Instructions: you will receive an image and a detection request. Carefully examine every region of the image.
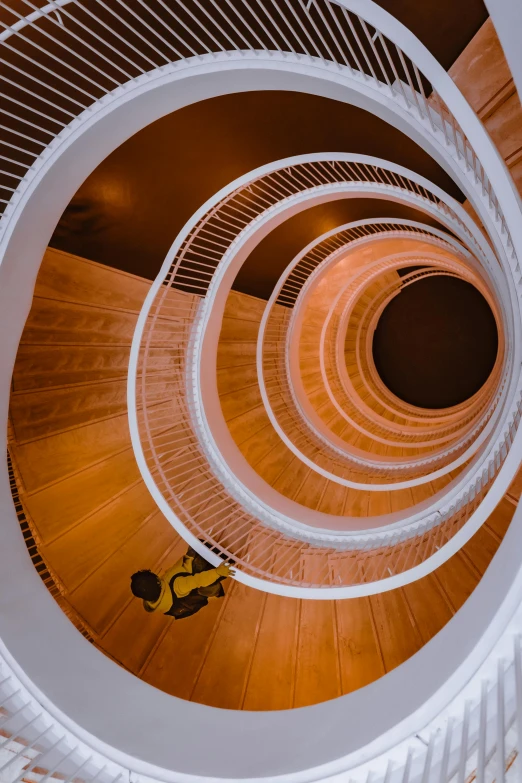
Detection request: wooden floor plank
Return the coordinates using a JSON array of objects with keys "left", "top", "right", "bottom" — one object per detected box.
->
[
  {"left": 190, "top": 580, "right": 266, "bottom": 710},
  {"left": 369, "top": 589, "right": 423, "bottom": 672},
  {"left": 70, "top": 511, "right": 179, "bottom": 635},
  {"left": 433, "top": 551, "right": 479, "bottom": 611},
  {"left": 10, "top": 414, "right": 130, "bottom": 493},
  {"left": 24, "top": 448, "right": 141, "bottom": 543},
  {"left": 402, "top": 575, "right": 453, "bottom": 644},
  {"left": 142, "top": 584, "right": 231, "bottom": 699},
  {"left": 294, "top": 553, "right": 341, "bottom": 708},
  {"left": 45, "top": 482, "right": 157, "bottom": 590},
  {"left": 335, "top": 596, "right": 385, "bottom": 694}
]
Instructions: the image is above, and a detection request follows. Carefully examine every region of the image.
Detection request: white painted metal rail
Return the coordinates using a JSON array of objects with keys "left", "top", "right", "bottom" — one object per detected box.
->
[
  {"left": 0, "top": 0, "right": 516, "bottom": 264},
  {"left": 130, "top": 155, "right": 521, "bottom": 595},
  {"left": 258, "top": 233, "right": 501, "bottom": 489},
  {"left": 2, "top": 562, "right": 522, "bottom": 783},
  {"left": 1, "top": 1, "right": 522, "bottom": 781}
]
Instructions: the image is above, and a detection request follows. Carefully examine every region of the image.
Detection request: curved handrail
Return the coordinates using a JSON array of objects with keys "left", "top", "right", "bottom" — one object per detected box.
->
[
  {"left": 130, "top": 155, "right": 522, "bottom": 595},
  {"left": 294, "top": 248, "right": 505, "bottom": 432},
  {"left": 235, "top": 218, "right": 506, "bottom": 529},
  {"left": 262, "top": 222, "right": 484, "bottom": 438},
  {"left": 278, "top": 220, "right": 495, "bottom": 425},
  {"left": 339, "top": 265, "right": 491, "bottom": 442},
  {"left": 0, "top": 0, "right": 510, "bottom": 599},
  {"left": 241, "top": 166, "right": 507, "bottom": 486},
  {"left": 0, "top": 0, "right": 509, "bottom": 588},
  {"left": 0, "top": 0, "right": 517, "bottom": 265},
  {"left": 329, "top": 260, "right": 502, "bottom": 444},
  {"left": 295, "top": 255, "right": 489, "bottom": 443},
  {"left": 0, "top": 499, "right": 521, "bottom": 783},
  {"left": 260, "top": 254, "right": 494, "bottom": 489},
  {"left": 0, "top": 0, "right": 521, "bottom": 781}
]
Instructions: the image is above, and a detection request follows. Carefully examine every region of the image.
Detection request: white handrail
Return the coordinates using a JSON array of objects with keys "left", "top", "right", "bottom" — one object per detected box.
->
[
  {"left": 0, "top": 1, "right": 521, "bottom": 780},
  {"left": 278, "top": 219, "right": 493, "bottom": 429},
  {"left": 1, "top": 501, "right": 522, "bottom": 783},
  {"left": 329, "top": 258, "right": 501, "bottom": 443},
  {"left": 266, "top": 232, "right": 494, "bottom": 448},
  {"left": 129, "top": 155, "right": 521, "bottom": 595},
  {"left": 185, "top": 156, "right": 510, "bottom": 516},
  {"left": 260, "top": 253, "right": 495, "bottom": 485}
]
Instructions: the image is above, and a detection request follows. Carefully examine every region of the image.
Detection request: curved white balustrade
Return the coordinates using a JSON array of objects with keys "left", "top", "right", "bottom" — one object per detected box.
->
[
  {"left": 286, "top": 230, "right": 508, "bottom": 449},
  {"left": 0, "top": 499, "right": 522, "bottom": 783},
  {"left": 333, "top": 264, "right": 495, "bottom": 437},
  {"left": 129, "top": 154, "right": 522, "bottom": 596},
  {"left": 261, "top": 236, "right": 499, "bottom": 488},
  {"left": 0, "top": 1, "right": 521, "bottom": 782},
  {"left": 263, "top": 256, "right": 495, "bottom": 485},
  {"left": 329, "top": 258, "right": 501, "bottom": 445},
  {"left": 262, "top": 226, "right": 488, "bottom": 450},
  {"left": 272, "top": 219, "right": 494, "bottom": 433}
]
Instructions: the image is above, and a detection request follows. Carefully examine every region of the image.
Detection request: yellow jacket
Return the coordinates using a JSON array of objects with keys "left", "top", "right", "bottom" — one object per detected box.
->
[{"left": 144, "top": 554, "right": 224, "bottom": 614}]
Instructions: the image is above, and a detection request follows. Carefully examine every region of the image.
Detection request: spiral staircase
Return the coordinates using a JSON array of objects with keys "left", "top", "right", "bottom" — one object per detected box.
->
[{"left": 1, "top": 1, "right": 522, "bottom": 781}]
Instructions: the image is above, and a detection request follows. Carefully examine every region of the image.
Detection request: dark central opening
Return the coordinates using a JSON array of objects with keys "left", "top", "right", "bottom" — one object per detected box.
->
[{"left": 371, "top": 275, "right": 498, "bottom": 409}]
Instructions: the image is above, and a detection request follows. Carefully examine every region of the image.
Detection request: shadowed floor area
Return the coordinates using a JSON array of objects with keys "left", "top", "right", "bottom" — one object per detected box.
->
[{"left": 372, "top": 275, "right": 498, "bottom": 409}]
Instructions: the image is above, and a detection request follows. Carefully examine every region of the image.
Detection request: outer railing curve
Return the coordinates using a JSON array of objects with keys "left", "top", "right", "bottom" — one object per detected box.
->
[
  {"left": 129, "top": 154, "right": 522, "bottom": 597},
  {"left": 0, "top": 2, "right": 521, "bottom": 783}
]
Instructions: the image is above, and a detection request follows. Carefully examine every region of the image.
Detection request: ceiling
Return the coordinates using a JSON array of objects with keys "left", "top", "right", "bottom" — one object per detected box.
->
[
  {"left": 374, "top": 0, "right": 488, "bottom": 70},
  {"left": 50, "top": 91, "right": 462, "bottom": 294},
  {"left": 372, "top": 275, "right": 498, "bottom": 408},
  {"left": 46, "top": 2, "right": 491, "bottom": 410},
  {"left": 235, "top": 200, "right": 445, "bottom": 300}
]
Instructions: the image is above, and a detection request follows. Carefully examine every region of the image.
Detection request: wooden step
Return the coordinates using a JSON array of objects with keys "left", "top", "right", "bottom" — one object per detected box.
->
[{"left": 8, "top": 246, "right": 518, "bottom": 713}]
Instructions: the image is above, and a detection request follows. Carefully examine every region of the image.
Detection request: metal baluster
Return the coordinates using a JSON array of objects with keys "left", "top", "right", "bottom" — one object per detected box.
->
[
  {"left": 0, "top": 721, "right": 54, "bottom": 774},
  {"left": 323, "top": 1, "right": 356, "bottom": 72},
  {"left": 254, "top": 0, "right": 297, "bottom": 53},
  {"left": 497, "top": 658, "right": 506, "bottom": 783},
  {"left": 420, "top": 732, "right": 435, "bottom": 783},
  {"left": 88, "top": 0, "right": 168, "bottom": 67},
  {"left": 477, "top": 680, "right": 488, "bottom": 783},
  {"left": 359, "top": 19, "right": 393, "bottom": 90},
  {"left": 206, "top": 0, "right": 255, "bottom": 50},
  {"left": 439, "top": 718, "right": 454, "bottom": 783},
  {"left": 20, "top": 0, "right": 138, "bottom": 79},
  {"left": 0, "top": 2, "right": 117, "bottom": 89},
  {"left": 395, "top": 46, "right": 423, "bottom": 118}
]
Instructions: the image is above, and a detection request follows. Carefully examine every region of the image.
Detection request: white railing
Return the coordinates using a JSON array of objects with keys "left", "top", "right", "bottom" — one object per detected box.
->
[
  {"left": 262, "top": 260, "right": 496, "bottom": 485},
  {"left": 330, "top": 262, "right": 498, "bottom": 438},
  {"left": 272, "top": 218, "right": 495, "bottom": 424},
  {"left": 275, "top": 221, "right": 461, "bottom": 307},
  {"left": 327, "top": 262, "right": 501, "bottom": 444},
  {"left": 0, "top": 651, "right": 125, "bottom": 783},
  {"left": 0, "top": 1, "right": 517, "bottom": 590},
  {"left": 130, "top": 155, "right": 521, "bottom": 595},
  {"left": 0, "top": 634, "right": 517, "bottom": 783},
  {"left": 0, "top": 0, "right": 516, "bottom": 263},
  {"left": 2, "top": 514, "right": 522, "bottom": 783},
  {"left": 273, "top": 261, "right": 469, "bottom": 442},
  {"left": 0, "top": 0, "right": 521, "bottom": 781},
  {"left": 259, "top": 239, "right": 499, "bottom": 489}
]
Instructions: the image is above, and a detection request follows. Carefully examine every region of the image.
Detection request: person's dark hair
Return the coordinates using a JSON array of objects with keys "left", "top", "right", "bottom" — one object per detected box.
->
[{"left": 130, "top": 570, "right": 162, "bottom": 602}]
